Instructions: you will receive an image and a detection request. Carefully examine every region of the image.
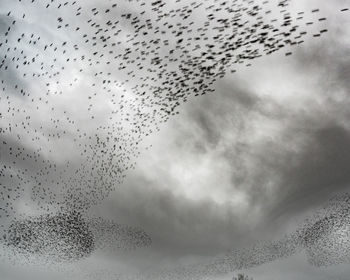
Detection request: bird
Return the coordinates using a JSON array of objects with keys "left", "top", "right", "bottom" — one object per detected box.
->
[{"left": 0, "top": 0, "right": 347, "bottom": 266}]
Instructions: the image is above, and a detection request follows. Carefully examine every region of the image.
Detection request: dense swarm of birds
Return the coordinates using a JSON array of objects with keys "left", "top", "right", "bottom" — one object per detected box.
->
[
  {"left": 3, "top": 211, "right": 95, "bottom": 263},
  {"left": 0, "top": 0, "right": 349, "bottom": 272},
  {"left": 1, "top": 211, "right": 151, "bottom": 264},
  {"left": 296, "top": 193, "right": 350, "bottom": 267}
]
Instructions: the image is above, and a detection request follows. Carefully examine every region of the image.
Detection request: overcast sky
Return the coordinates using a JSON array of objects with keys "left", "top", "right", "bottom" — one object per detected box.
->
[{"left": 1, "top": 0, "right": 350, "bottom": 279}]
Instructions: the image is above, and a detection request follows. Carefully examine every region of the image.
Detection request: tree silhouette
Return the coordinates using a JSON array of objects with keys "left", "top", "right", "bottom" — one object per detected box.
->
[{"left": 232, "top": 273, "right": 254, "bottom": 280}]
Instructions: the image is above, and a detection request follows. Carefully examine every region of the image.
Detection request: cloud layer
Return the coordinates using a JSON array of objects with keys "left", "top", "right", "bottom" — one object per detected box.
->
[{"left": 1, "top": 0, "right": 350, "bottom": 279}]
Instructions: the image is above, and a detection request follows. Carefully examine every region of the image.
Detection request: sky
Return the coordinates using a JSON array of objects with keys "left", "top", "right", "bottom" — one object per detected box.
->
[{"left": 1, "top": 0, "right": 350, "bottom": 279}]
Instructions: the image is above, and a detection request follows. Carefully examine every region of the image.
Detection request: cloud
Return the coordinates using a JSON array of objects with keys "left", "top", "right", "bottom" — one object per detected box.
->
[{"left": 1, "top": 0, "right": 350, "bottom": 279}]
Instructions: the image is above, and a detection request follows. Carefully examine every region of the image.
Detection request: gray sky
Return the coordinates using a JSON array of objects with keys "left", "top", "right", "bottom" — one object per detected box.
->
[{"left": 1, "top": 0, "right": 350, "bottom": 279}]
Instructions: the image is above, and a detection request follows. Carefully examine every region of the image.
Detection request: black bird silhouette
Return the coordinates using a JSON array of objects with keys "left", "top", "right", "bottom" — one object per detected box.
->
[{"left": 0, "top": 0, "right": 348, "bottom": 267}]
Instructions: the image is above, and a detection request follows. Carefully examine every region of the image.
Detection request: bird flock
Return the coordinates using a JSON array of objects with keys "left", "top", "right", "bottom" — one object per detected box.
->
[
  {"left": 0, "top": 0, "right": 349, "bottom": 274},
  {"left": 2, "top": 211, "right": 152, "bottom": 264}
]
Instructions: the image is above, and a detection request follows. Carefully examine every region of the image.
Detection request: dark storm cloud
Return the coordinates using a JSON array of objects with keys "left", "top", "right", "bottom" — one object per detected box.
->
[
  {"left": 185, "top": 79, "right": 260, "bottom": 150},
  {"left": 272, "top": 124, "right": 350, "bottom": 212},
  {"left": 169, "top": 21, "right": 350, "bottom": 220}
]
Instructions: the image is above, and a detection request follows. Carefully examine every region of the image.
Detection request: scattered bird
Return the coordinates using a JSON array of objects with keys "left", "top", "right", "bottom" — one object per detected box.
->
[{"left": 0, "top": 0, "right": 348, "bottom": 268}]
